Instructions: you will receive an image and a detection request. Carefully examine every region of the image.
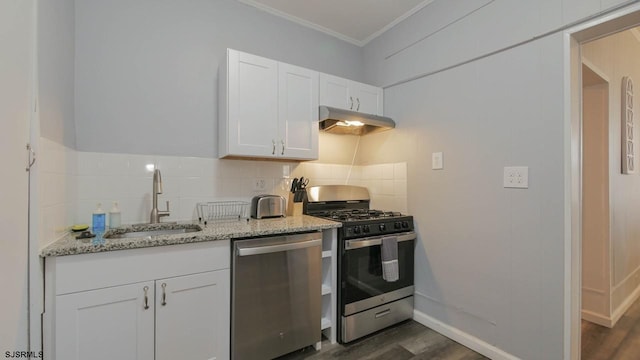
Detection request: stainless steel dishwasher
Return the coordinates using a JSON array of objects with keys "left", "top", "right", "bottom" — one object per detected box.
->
[{"left": 231, "top": 231, "right": 322, "bottom": 360}]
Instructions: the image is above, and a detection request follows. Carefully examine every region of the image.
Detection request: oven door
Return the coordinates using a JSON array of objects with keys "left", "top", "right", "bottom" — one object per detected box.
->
[{"left": 340, "top": 232, "right": 415, "bottom": 316}]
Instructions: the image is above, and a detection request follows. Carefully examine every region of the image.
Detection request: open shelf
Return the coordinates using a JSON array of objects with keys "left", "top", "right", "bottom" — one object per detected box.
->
[
  {"left": 322, "top": 250, "right": 331, "bottom": 258},
  {"left": 321, "top": 317, "right": 332, "bottom": 330},
  {"left": 322, "top": 284, "right": 331, "bottom": 296}
]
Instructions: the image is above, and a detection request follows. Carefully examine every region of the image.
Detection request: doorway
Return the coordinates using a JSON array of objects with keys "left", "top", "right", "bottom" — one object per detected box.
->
[
  {"left": 569, "top": 6, "right": 640, "bottom": 360},
  {"left": 581, "top": 61, "right": 610, "bottom": 329}
]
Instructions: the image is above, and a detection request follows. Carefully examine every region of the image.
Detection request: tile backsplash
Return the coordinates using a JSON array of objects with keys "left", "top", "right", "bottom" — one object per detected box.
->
[
  {"left": 293, "top": 162, "right": 407, "bottom": 213},
  {"left": 38, "top": 137, "right": 408, "bottom": 247}
]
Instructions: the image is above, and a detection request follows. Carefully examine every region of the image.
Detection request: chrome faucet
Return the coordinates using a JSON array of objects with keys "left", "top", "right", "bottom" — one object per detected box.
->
[{"left": 150, "top": 169, "right": 170, "bottom": 223}]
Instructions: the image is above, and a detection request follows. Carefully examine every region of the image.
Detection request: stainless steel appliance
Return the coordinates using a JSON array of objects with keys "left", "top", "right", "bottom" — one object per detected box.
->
[
  {"left": 318, "top": 106, "right": 396, "bottom": 135},
  {"left": 250, "top": 194, "right": 286, "bottom": 219},
  {"left": 305, "top": 185, "right": 416, "bottom": 343},
  {"left": 231, "top": 232, "right": 322, "bottom": 360}
]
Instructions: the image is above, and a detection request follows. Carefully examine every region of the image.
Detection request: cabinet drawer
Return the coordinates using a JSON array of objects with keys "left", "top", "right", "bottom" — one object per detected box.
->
[{"left": 49, "top": 240, "right": 230, "bottom": 295}]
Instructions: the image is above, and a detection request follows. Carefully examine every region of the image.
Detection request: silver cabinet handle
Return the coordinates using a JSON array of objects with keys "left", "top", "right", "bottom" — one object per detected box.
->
[
  {"left": 281, "top": 140, "right": 285, "bottom": 155},
  {"left": 356, "top": 98, "right": 360, "bottom": 111},
  {"left": 237, "top": 238, "right": 321, "bottom": 256},
  {"left": 272, "top": 140, "right": 276, "bottom": 155},
  {"left": 143, "top": 286, "right": 150, "bottom": 310},
  {"left": 349, "top": 96, "right": 354, "bottom": 110},
  {"left": 26, "top": 143, "right": 36, "bottom": 172},
  {"left": 375, "top": 309, "right": 391, "bottom": 318},
  {"left": 161, "top": 283, "right": 167, "bottom": 306}
]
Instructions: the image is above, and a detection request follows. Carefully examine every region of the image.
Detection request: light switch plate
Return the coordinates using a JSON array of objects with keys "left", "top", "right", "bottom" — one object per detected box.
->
[
  {"left": 432, "top": 152, "right": 443, "bottom": 170},
  {"left": 503, "top": 166, "right": 528, "bottom": 188}
]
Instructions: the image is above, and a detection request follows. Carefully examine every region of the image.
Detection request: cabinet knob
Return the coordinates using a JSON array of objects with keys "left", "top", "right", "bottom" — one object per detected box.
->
[
  {"left": 281, "top": 140, "right": 285, "bottom": 155},
  {"left": 272, "top": 140, "right": 276, "bottom": 155},
  {"left": 349, "top": 96, "right": 354, "bottom": 110},
  {"left": 356, "top": 98, "right": 360, "bottom": 111}
]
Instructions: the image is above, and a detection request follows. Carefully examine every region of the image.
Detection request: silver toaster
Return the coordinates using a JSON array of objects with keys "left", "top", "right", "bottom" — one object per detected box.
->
[{"left": 250, "top": 195, "right": 286, "bottom": 219}]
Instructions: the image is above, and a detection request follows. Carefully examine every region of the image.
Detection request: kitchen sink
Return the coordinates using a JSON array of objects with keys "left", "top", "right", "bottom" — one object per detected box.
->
[{"left": 103, "top": 224, "right": 202, "bottom": 239}]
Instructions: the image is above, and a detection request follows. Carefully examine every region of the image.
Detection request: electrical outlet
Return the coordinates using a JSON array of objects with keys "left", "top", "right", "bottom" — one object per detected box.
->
[
  {"left": 503, "top": 166, "right": 528, "bottom": 188},
  {"left": 253, "top": 178, "right": 267, "bottom": 191},
  {"left": 432, "top": 152, "right": 443, "bottom": 170}
]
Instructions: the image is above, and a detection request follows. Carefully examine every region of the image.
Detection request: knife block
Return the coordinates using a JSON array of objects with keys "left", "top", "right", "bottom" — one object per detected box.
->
[{"left": 287, "top": 193, "right": 304, "bottom": 216}]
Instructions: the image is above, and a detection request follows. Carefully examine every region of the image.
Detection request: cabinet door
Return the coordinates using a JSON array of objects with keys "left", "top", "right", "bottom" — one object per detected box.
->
[
  {"left": 156, "top": 270, "right": 230, "bottom": 360},
  {"left": 227, "top": 49, "right": 279, "bottom": 157},
  {"left": 55, "top": 281, "right": 155, "bottom": 360},
  {"left": 319, "top": 73, "right": 352, "bottom": 110},
  {"left": 278, "top": 63, "right": 319, "bottom": 160},
  {"left": 353, "top": 81, "right": 383, "bottom": 116}
]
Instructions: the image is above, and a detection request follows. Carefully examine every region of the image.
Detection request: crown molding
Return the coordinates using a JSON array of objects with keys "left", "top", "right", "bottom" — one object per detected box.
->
[
  {"left": 362, "top": 0, "right": 435, "bottom": 45},
  {"left": 237, "top": 0, "right": 435, "bottom": 47}
]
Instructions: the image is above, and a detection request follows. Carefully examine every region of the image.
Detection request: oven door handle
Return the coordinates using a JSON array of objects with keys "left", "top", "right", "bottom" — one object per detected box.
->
[{"left": 345, "top": 232, "right": 416, "bottom": 250}]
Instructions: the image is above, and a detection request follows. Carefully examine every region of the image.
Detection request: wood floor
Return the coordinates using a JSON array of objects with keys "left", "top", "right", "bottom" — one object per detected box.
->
[
  {"left": 278, "top": 320, "right": 487, "bottom": 360},
  {"left": 582, "top": 295, "right": 640, "bottom": 360}
]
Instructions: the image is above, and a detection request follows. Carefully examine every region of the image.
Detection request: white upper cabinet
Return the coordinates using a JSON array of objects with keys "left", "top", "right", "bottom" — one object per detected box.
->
[
  {"left": 219, "top": 49, "right": 319, "bottom": 160},
  {"left": 319, "top": 73, "right": 383, "bottom": 116},
  {"left": 278, "top": 63, "right": 319, "bottom": 159},
  {"left": 222, "top": 50, "right": 279, "bottom": 158}
]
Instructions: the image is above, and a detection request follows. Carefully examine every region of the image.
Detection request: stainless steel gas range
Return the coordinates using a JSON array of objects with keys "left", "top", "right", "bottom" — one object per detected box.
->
[{"left": 305, "top": 185, "right": 416, "bottom": 343}]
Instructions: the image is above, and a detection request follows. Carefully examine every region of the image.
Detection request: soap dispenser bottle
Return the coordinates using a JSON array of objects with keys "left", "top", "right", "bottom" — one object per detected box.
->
[
  {"left": 92, "top": 203, "right": 106, "bottom": 233},
  {"left": 109, "top": 201, "right": 121, "bottom": 229}
]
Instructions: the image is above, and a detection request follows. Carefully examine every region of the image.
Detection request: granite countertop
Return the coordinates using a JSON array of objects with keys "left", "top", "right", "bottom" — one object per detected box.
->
[{"left": 40, "top": 215, "right": 341, "bottom": 257}]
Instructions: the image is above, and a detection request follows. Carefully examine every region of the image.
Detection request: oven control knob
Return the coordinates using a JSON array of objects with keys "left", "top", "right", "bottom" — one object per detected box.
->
[
  {"left": 402, "top": 221, "right": 410, "bottom": 229},
  {"left": 379, "top": 224, "right": 386, "bottom": 231},
  {"left": 363, "top": 225, "right": 370, "bottom": 233},
  {"left": 394, "top": 222, "right": 401, "bottom": 230},
  {"left": 353, "top": 226, "right": 361, "bottom": 234}
]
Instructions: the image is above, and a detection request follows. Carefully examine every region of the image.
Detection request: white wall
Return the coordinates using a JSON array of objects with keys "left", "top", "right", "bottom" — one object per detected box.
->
[
  {"left": 0, "top": 0, "right": 33, "bottom": 353},
  {"left": 359, "top": 0, "right": 632, "bottom": 359},
  {"left": 74, "top": 0, "right": 364, "bottom": 157},
  {"left": 38, "top": 0, "right": 75, "bottom": 148},
  {"left": 582, "top": 29, "right": 640, "bottom": 319}
]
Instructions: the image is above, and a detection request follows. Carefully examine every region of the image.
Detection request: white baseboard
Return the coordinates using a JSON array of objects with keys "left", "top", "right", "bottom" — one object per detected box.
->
[
  {"left": 581, "top": 309, "right": 613, "bottom": 328},
  {"left": 413, "top": 309, "right": 520, "bottom": 360},
  {"left": 611, "top": 281, "right": 640, "bottom": 327}
]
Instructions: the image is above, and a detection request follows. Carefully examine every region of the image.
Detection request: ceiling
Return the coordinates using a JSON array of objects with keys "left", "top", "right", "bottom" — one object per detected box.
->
[{"left": 237, "top": 0, "right": 435, "bottom": 46}]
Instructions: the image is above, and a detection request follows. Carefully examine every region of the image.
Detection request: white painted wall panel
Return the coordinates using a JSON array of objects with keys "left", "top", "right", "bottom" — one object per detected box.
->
[
  {"left": 361, "top": 6, "right": 568, "bottom": 356},
  {"left": 38, "top": 0, "right": 76, "bottom": 148},
  {"left": 563, "top": 0, "right": 601, "bottom": 24},
  {"left": 74, "top": 0, "right": 363, "bottom": 157}
]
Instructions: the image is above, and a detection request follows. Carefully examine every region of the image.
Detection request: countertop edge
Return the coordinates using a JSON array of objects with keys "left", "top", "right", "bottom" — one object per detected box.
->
[{"left": 40, "top": 216, "right": 341, "bottom": 258}]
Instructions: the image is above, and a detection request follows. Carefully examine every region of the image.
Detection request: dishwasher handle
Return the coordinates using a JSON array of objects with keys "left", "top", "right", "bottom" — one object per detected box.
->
[{"left": 237, "top": 238, "right": 321, "bottom": 256}]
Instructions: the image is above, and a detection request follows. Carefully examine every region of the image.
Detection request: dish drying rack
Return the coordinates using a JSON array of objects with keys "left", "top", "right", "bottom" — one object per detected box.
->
[{"left": 197, "top": 201, "right": 249, "bottom": 224}]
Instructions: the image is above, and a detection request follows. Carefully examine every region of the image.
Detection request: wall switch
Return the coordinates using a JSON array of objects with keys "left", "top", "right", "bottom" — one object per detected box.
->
[
  {"left": 503, "top": 166, "right": 528, "bottom": 188},
  {"left": 253, "top": 178, "right": 267, "bottom": 191},
  {"left": 432, "top": 152, "right": 444, "bottom": 170}
]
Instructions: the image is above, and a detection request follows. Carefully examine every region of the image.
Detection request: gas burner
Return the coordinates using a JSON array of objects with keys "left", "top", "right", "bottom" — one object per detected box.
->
[{"left": 312, "top": 209, "right": 404, "bottom": 222}]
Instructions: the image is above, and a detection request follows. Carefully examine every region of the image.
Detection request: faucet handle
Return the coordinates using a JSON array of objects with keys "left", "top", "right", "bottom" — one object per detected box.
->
[{"left": 165, "top": 201, "right": 170, "bottom": 211}]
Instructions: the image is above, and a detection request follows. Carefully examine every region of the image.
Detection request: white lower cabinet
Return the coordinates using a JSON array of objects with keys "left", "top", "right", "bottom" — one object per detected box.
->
[
  {"left": 156, "top": 271, "right": 229, "bottom": 360},
  {"left": 56, "top": 281, "right": 155, "bottom": 360},
  {"left": 44, "top": 241, "right": 230, "bottom": 360}
]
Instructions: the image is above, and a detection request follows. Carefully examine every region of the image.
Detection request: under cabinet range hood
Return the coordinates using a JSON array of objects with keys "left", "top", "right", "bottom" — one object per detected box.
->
[{"left": 319, "top": 106, "right": 395, "bottom": 135}]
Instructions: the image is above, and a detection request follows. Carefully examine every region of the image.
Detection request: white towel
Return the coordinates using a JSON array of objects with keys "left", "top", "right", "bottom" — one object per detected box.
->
[
  {"left": 382, "top": 259, "right": 399, "bottom": 282},
  {"left": 381, "top": 236, "right": 399, "bottom": 282}
]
